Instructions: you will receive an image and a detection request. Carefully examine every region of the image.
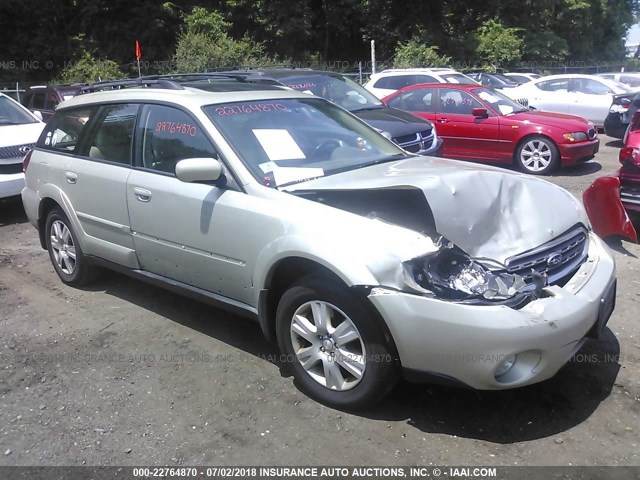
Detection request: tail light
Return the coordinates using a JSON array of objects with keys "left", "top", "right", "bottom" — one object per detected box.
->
[
  {"left": 619, "top": 147, "right": 640, "bottom": 168},
  {"left": 22, "top": 149, "right": 33, "bottom": 172}
]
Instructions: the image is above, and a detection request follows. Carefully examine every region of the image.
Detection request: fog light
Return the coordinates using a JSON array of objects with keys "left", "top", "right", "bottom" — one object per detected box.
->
[{"left": 495, "top": 354, "right": 517, "bottom": 377}]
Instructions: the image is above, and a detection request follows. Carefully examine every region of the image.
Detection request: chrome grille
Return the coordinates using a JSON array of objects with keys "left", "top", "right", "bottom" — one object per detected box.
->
[
  {"left": 393, "top": 129, "right": 434, "bottom": 153},
  {"left": 621, "top": 183, "right": 640, "bottom": 206},
  {"left": 0, "top": 143, "right": 35, "bottom": 161},
  {"left": 502, "top": 226, "right": 589, "bottom": 288}
]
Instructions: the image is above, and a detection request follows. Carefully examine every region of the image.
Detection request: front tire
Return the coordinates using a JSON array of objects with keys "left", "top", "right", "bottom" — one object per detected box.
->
[
  {"left": 45, "top": 207, "right": 95, "bottom": 286},
  {"left": 276, "top": 277, "right": 398, "bottom": 409},
  {"left": 515, "top": 136, "right": 559, "bottom": 175}
]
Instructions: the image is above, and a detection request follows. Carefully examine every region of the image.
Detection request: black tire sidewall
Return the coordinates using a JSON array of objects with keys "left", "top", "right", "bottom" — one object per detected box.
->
[
  {"left": 45, "top": 208, "right": 88, "bottom": 285},
  {"left": 516, "top": 136, "right": 559, "bottom": 175},
  {"left": 276, "top": 277, "right": 397, "bottom": 409}
]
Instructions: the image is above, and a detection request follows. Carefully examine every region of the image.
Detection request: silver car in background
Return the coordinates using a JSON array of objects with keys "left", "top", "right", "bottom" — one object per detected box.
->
[{"left": 21, "top": 78, "right": 616, "bottom": 408}]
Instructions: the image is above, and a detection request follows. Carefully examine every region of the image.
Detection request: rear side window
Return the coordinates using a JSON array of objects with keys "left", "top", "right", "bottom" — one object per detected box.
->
[
  {"left": 374, "top": 75, "right": 437, "bottom": 90},
  {"left": 387, "top": 88, "right": 435, "bottom": 112},
  {"left": 536, "top": 79, "right": 569, "bottom": 92},
  {"left": 39, "top": 108, "right": 96, "bottom": 153},
  {"left": 136, "top": 104, "right": 217, "bottom": 174},
  {"left": 47, "top": 93, "right": 60, "bottom": 110},
  {"left": 31, "top": 92, "right": 46, "bottom": 109},
  {"left": 81, "top": 104, "right": 138, "bottom": 165}
]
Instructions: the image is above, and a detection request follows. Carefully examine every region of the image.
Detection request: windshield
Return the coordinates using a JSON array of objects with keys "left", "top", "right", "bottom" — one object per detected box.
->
[
  {"left": 279, "top": 74, "right": 383, "bottom": 112},
  {"left": 0, "top": 95, "right": 38, "bottom": 125},
  {"left": 472, "top": 87, "right": 528, "bottom": 115},
  {"left": 204, "top": 98, "right": 405, "bottom": 188},
  {"left": 441, "top": 73, "right": 478, "bottom": 85}
]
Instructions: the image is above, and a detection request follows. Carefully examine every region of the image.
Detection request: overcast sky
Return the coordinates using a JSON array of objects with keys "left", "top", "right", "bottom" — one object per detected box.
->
[{"left": 627, "top": 24, "right": 640, "bottom": 45}]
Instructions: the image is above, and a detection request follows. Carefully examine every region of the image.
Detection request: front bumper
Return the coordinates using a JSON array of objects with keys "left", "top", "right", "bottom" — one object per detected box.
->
[
  {"left": 420, "top": 136, "right": 444, "bottom": 157},
  {"left": 558, "top": 138, "right": 600, "bottom": 166},
  {"left": 368, "top": 233, "right": 616, "bottom": 390},
  {"left": 0, "top": 172, "right": 25, "bottom": 199}
]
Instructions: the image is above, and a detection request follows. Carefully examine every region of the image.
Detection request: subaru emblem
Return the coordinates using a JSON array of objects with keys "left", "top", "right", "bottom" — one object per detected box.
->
[
  {"left": 547, "top": 252, "right": 563, "bottom": 268},
  {"left": 19, "top": 145, "right": 31, "bottom": 155}
]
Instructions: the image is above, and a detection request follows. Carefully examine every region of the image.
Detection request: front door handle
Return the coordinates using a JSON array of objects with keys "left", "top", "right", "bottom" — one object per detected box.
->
[
  {"left": 133, "top": 187, "right": 152, "bottom": 203},
  {"left": 437, "top": 118, "right": 449, "bottom": 124},
  {"left": 65, "top": 172, "right": 77, "bottom": 184}
]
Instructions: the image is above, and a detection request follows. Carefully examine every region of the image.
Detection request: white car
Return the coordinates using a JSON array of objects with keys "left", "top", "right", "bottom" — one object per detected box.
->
[
  {"left": 596, "top": 72, "right": 640, "bottom": 91},
  {"left": 504, "top": 72, "right": 541, "bottom": 84},
  {"left": 508, "top": 74, "right": 633, "bottom": 127},
  {"left": 0, "top": 92, "right": 45, "bottom": 199},
  {"left": 364, "top": 68, "right": 478, "bottom": 99}
]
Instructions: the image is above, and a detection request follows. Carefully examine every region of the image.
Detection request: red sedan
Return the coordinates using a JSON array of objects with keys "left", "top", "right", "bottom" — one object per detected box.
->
[{"left": 382, "top": 83, "right": 600, "bottom": 175}]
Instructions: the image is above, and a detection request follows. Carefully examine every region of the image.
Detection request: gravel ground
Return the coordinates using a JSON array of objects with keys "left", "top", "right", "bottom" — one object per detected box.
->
[{"left": 0, "top": 135, "right": 639, "bottom": 467}]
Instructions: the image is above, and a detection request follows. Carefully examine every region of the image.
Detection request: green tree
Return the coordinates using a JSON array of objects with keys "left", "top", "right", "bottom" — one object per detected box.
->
[
  {"left": 393, "top": 39, "right": 452, "bottom": 68},
  {"left": 172, "top": 6, "right": 273, "bottom": 72},
  {"left": 475, "top": 19, "right": 524, "bottom": 68},
  {"left": 58, "top": 50, "right": 124, "bottom": 83}
]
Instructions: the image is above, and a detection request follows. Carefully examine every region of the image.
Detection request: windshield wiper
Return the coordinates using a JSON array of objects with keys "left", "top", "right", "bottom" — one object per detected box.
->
[
  {"left": 350, "top": 105, "right": 385, "bottom": 112},
  {"left": 352, "top": 154, "right": 408, "bottom": 170},
  {"left": 278, "top": 175, "right": 327, "bottom": 188}
]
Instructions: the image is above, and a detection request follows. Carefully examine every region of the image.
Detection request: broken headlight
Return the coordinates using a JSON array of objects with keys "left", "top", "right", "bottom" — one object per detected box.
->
[{"left": 403, "top": 242, "right": 526, "bottom": 301}]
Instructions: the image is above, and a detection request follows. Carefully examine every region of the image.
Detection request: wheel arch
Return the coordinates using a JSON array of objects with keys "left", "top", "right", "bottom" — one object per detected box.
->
[{"left": 257, "top": 256, "right": 400, "bottom": 366}]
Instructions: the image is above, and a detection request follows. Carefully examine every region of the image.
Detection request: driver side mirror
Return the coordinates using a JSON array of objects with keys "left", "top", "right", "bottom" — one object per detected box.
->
[
  {"left": 472, "top": 108, "right": 489, "bottom": 118},
  {"left": 175, "top": 158, "right": 222, "bottom": 183},
  {"left": 33, "top": 110, "right": 43, "bottom": 122}
]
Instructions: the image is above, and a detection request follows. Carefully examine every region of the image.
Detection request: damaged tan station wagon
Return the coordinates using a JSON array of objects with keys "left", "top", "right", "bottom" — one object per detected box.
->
[{"left": 21, "top": 75, "right": 617, "bottom": 409}]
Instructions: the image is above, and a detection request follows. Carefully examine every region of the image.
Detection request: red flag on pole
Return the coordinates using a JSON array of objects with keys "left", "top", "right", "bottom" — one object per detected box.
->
[{"left": 135, "top": 40, "right": 142, "bottom": 60}]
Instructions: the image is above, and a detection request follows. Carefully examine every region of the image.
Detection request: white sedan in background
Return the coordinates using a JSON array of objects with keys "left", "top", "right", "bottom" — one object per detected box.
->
[
  {"left": 508, "top": 74, "right": 633, "bottom": 127},
  {"left": 0, "top": 93, "right": 44, "bottom": 199}
]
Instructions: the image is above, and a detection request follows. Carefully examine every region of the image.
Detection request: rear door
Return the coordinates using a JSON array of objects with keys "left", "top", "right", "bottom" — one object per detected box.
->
[
  {"left": 41, "top": 104, "right": 137, "bottom": 266},
  {"left": 433, "top": 87, "right": 501, "bottom": 161},
  {"left": 527, "top": 78, "right": 570, "bottom": 114}
]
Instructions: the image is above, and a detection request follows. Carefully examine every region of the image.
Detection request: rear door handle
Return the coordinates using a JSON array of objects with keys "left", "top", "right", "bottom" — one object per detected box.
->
[
  {"left": 133, "top": 187, "right": 152, "bottom": 203},
  {"left": 65, "top": 172, "right": 77, "bottom": 184},
  {"left": 437, "top": 118, "right": 449, "bottom": 124}
]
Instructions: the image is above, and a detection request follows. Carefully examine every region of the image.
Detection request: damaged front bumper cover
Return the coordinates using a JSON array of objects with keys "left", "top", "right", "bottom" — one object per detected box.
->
[{"left": 366, "top": 233, "right": 616, "bottom": 390}]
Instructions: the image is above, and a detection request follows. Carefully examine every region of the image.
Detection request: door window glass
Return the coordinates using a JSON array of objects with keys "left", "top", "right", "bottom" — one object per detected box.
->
[
  {"left": 137, "top": 105, "right": 218, "bottom": 174},
  {"left": 439, "top": 88, "right": 483, "bottom": 114},
  {"left": 46, "top": 93, "right": 60, "bottom": 110},
  {"left": 387, "top": 88, "right": 435, "bottom": 112},
  {"left": 536, "top": 79, "right": 569, "bottom": 92},
  {"left": 82, "top": 104, "right": 138, "bottom": 164},
  {"left": 572, "top": 79, "right": 612, "bottom": 95},
  {"left": 31, "top": 92, "right": 46, "bottom": 109}
]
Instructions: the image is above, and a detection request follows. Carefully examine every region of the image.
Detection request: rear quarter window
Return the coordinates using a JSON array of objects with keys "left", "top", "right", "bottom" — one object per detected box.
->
[{"left": 38, "top": 107, "right": 96, "bottom": 154}]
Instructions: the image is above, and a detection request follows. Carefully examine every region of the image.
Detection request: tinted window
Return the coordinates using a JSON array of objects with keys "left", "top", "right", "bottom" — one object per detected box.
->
[
  {"left": 31, "top": 92, "right": 46, "bottom": 109},
  {"left": 375, "top": 75, "right": 437, "bottom": 90},
  {"left": 40, "top": 108, "right": 95, "bottom": 153},
  {"left": 439, "top": 88, "right": 483, "bottom": 115},
  {"left": 137, "top": 104, "right": 217, "bottom": 174},
  {"left": 82, "top": 104, "right": 138, "bottom": 164},
  {"left": 387, "top": 88, "right": 435, "bottom": 112},
  {"left": 47, "top": 93, "right": 60, "bottom": 110},
  {"left": 536, "top": 79, "right": 569, "bottom": 92},
  {"left": 282, "top": 74, "right": 383, "bottom": 111}
]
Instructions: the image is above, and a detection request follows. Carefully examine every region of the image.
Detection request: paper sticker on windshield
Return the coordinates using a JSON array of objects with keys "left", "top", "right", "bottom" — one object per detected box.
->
[
  {"left": 259, "top": 161, "right": 278, "bottom": 173},
  {"left": 253, "top": 129, "right": 306, "bottom": 161},
  {"left": 498, "top": 105, "right": 515, "bottom": 115},
  {"left": 273, "top": 167, "right": 324, "bottom": 186}
]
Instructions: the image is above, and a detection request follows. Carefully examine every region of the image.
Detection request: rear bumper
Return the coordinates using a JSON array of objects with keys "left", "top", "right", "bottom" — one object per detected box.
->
[
  {"left": 604, "top": 113, "right": 627, "bottom": 139},
  {"left": 0, "top": 173, "right": 25, "bottom": 199},
  {"left": 559, "top": 138, "right": 600, "bottom": 165}
]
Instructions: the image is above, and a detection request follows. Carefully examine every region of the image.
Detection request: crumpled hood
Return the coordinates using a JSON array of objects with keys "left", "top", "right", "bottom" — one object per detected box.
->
[{"left": 285, "top": 157, "right": 589, "bottom": 263}]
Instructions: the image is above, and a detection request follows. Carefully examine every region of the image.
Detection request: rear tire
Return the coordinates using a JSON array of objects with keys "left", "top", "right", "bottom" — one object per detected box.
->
[
  {"left": 515, "top": 136, "right": 559, "bottom": 175},
  {"left": 276, "top": 277, "right": 398, "bottom": 409},
  {"left": 45, "top": 207, "right": 95, "bottom": 286}
]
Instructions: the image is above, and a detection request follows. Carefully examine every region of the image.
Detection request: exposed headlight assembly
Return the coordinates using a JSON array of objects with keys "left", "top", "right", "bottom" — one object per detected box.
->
[{"left": 403, "top": 241, "right": 526, "bottom": 301}]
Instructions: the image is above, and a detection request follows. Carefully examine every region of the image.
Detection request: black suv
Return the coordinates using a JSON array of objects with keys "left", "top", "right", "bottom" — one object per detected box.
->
[
  {"left": 222, "top": 68, "right": 443, "bottom": 156},
  {"left": 21, "top": 84, "right": 84, "bottom": 121}
]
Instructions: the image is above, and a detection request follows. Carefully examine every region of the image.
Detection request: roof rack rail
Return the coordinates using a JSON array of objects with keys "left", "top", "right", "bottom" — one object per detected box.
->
[
  {"left": 149, "top": 72, "right": 283, "bottom": 86},
  {"left": 80, "top": 78, "right": 184, "bottom": 94}
]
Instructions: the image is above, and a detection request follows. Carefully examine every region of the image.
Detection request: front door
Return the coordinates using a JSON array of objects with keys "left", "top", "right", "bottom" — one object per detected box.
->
[
  {"left": 126, "top": 104, "right": 256, "bottom": 304},
  {"left": 434, "top": 87, "right": 501, "bottom": 162}
]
